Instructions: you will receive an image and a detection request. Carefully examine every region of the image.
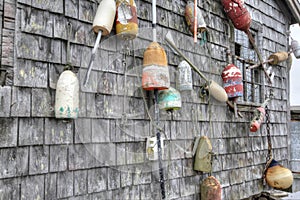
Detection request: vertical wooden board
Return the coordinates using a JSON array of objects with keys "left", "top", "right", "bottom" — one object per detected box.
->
[
  {"left": 31, "top": 88, "right": 54, "bottom": 117},
  {"left": 29, "top": 145, "right": 49, "bottom": 175},
  {"left": 14, "top": 59, "right": 48, "bottom": 88},
  {"left": 65, "top": 0, "right": 79, "bottom": 19},
  {"left": 0, "top": 86, "right": 11, "bottom": 117},
  {"left": 11, "top": 86, "right": 31, "bottom": 117},
  {"left": 79, "top": 0, "right": 96, "bottom": 22},
  {"left": 19, "top": 118, "right": 44, "bottom": 146},
  {"left": 57, "top": 171, "right": 74, "bottom": 198}
]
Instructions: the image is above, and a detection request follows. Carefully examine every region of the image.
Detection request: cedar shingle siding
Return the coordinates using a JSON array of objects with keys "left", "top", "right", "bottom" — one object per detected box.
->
[{"left": 0, "top": 0, "right": 294, "bottom": 199}]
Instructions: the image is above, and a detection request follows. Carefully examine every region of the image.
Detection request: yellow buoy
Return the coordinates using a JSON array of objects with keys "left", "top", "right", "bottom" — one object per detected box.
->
[
  {"left": 265, "top": 159, "right": 293, "bottom": 190},
  {"left": 116, "top": 0, "right": 138, "bottom": 40}
]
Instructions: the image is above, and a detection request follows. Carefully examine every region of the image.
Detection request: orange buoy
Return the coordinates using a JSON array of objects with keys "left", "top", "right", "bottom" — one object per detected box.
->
[
  {"left": 142, "top": 42, "right": 170, "bottom": 90},
  {"left": 116, "top": 0, "right": 138, "bottom": 40},
  {"left": 200, "top": 176, "right": 221, "bottom": 200},
  {"left": 265, "top": 159, "right": 293, "bottom": 190}
]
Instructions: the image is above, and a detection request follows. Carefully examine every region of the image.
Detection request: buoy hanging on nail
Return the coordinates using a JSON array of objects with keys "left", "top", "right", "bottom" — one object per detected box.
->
[
  {"left": 158, "top": 87, "right": 181, "bottom": 111},
  {"left": 291, "top": 39, "right": 300, "bottom": 59},
  {"left": 142, "top": 42, "right": 170, "bottom": 90},
  {"left": 55, "top": 70, "right": 79, "bottom": 119},
  {"left": 200, "top": 176, "right": 222, "bottom": 200},
  {"left": 268, "top": 51, "right": 289, "bottom": 65},
  {"left": 250, "top": 98, "right": 269, "bottom": 132},
  {"left": 84, "top": 0, "right": 116, "bottom": 86},
  {"left": 194, "top": 136, "right": 212, "bottom": 173},
  {"left": 265, "top": 159, "right": 293, "bottom": 190},
  {"left": 221, "top": 64, "right": 243, "bottom": 99},
  {"left": 185, "top": 1, "right": 207, "bottom": 34},
  {"left": 178, "top": 60, "right": 193, "bottom": 91},
  {"left": 93, "top": 0, "right": 116, "bottom": 35},
  {"left": 221, "top": 0, "right": 251, "bottom": 32},
  {"left": 116, "top": 0, "right": 138, "bottom": 40}
]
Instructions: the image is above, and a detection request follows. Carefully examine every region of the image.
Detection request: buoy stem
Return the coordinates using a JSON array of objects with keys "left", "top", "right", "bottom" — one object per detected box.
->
[
  {"left": 84, "top": 31, "right": 102, "bottom": 86},
  {"left": 194, "top": 0, "right": 197, "bottom": 43},
  {"left": 165, "top": 34, "right": 209, "bottom": 82}
]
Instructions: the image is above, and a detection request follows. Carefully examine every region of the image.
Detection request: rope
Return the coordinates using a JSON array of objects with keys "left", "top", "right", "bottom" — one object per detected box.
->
[{"left": 65, "top": 22, "right": 73, "bottom": 71}]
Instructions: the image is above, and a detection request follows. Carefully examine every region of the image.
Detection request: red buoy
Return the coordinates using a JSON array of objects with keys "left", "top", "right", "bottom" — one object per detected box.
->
[
  {"left": 221, "top": 64, "right": 243, "bottom": 99},
  {"left": 200, "top": 176, "right": 222, "bottom": 200},
  {"left": 221, "top": 0, "right": 251, "bottom": 32}
]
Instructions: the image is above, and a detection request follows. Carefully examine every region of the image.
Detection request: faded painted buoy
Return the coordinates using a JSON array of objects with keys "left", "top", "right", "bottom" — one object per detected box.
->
[
  {"left": 178, "top": 60, "right": 193, "bottom": 91},
  {"left": 221, "top": 0, "right": 251, "bottom": 32},
  {"left": 221, "top": 64, "right": 243, "bottom": 99},
  {"left": 291, "top": 40, "right": 300, "bottom": 59},
  {"left": 93, "top": 0, "right": 116, "bottom": 35},
  {"left": 268, "top": 51, "right": 289, "bottom": 65},
  {"left": 184, "top": 1, "right": 207, "bottom": 34},
  {"left": 200, "top": 176, "right": 222, "bottom": 200},
  {"left": 146, "top": 136, "right": 164, "bottom": 161},
  {"left": 266, "top": 159, "right": 293, "bottom": 190},
  {"left": 142, "top": 42, "right": 170, "bottom": 90},
  {"left": 194, "top": 136, "right": 212, "bottom": 172},
  {"left": 158, "top": 87, "right": 181, "bottom": 111},
  {"left": 55, "top": 70, "right": 79, "bottom": 119},
  {"left": 116, "top": 0, "right": 138, "bottom": 40},
  {"left": 207, "top": 80, "right": 228, "bottom": 103},
  {"left": 250, "top": 107, "right": 265, "bottom": 132}
]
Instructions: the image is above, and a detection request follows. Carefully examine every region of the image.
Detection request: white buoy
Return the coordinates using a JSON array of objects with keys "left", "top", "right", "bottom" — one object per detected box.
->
[
  {"left": 84, "top": 0, "right": 116, "bottom": 86},
  {"left": 55, "top": 70, "right": 79, "bottom": 119},
  {"left": 178, "top": 60, "right": 193, "bottom": 91},
  {"left": 93, "top": 0, "right": 116, "bottom": 36}
]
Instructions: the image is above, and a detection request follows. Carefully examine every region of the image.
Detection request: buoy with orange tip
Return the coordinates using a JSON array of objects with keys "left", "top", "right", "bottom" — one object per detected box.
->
[{"left": 142, "top": 42, "right": 170, "bottom": 91}]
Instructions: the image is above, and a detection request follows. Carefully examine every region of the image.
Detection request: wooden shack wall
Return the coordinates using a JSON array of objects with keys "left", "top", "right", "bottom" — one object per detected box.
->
[{"left": 0, "top": 0, "right": 292, "bottom": 199}]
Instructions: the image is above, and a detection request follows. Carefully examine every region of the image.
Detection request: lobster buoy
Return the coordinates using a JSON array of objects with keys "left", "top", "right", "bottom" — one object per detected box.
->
[
  {"left": 93, "top": 0, "right": 116, "bottom": 35},
  {"left": 158, "top": 87, "right": 181, "bottom": 111},
  {"left": 221, "top": 64, "right": 243, "bottom": 99},
  {"left": 194, "top": 136, "right": 212, "bottom": 172},
  {"left": 142, "top": 42, "right": 170, "bottom": 90},
  {"left": 268, "top": 52, "right": 289, "bottom": 65},
  {"left": 116, "top": 0, "right": 138, "bottom": 40},
  {"left": 250, "top": 107, "right": 265, "bottom": 132},
  {"left": 291, "top": 39, "right": 300, "bottom": 59},
  {"left": 200, "top": 176, "right": 222, "bottom": 200},
  {"left": 146, "top": 136, "right": 164, "bottom": 161},
  {"left": 207, "top": 80, "right": 229, "bottom": 103},
  {"left": 185, "top": 1, "right": 207, "bottom": 34},
  {"left": 221, "top": 0, "right": 251, "bottom": 32},
  {"left": 265, "top": 159, "right": 293, "bottom": 190},
  {"left": 55, "top": 70, "right": 79, "bottom": 119},
  {"left": 178, "top": 60, "right": 193, "bottom": 91}
]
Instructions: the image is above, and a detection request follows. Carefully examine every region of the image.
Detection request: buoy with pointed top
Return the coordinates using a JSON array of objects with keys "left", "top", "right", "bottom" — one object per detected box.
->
[
  {"left": 158, "top": 87, "right": 181, "bottom": 111},
  {"left": 55, "top": 70, "right": 79, "bottom": 119},
  {"left": 142, "top": 42, "right": 170, "bottom": 90},
  {"left": 116, "top": 0, "right": 138, "bottom": 40},
  {"left": 178, "top": 60, "right": 193, "bottom": 91},
  {"left": 194, "top": 136, "right": 212, "bottom": 172}
]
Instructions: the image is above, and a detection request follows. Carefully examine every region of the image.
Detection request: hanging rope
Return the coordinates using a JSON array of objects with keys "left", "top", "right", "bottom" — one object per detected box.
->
[{"left": 65, "top": 22, "right": 73, "bottom": 71}]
